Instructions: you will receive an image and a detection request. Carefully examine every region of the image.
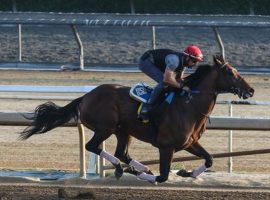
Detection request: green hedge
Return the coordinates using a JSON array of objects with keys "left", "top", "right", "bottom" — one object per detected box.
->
[{"left": 1, "top": 0, "right": 270, "bottom": 15}]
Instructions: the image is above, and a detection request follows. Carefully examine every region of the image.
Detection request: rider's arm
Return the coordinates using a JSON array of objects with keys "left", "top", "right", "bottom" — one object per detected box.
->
[
  {"left": 163, "top": 68, "right": 183, "bottom": 88},
  {"left": 163, "top": 54, "right": 183, "bottom": 88},
  {"left": 175, "top": 70, "right": 184, "bottom": 82}
]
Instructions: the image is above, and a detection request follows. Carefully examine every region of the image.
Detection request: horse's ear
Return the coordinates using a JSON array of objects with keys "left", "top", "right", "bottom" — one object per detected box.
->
[{"left": 213, "top": 55, "right": 223, "bottom": 66}]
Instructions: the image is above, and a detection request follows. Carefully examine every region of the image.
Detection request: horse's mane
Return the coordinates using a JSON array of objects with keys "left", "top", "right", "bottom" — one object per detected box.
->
[{"left": 183, "top": 64, "right": 213, "bottom": 89}]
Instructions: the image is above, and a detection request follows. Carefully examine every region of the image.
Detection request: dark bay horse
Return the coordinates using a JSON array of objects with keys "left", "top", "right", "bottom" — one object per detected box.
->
[{"left": 20, "top": 55, "right": 254, "bottom": 183}]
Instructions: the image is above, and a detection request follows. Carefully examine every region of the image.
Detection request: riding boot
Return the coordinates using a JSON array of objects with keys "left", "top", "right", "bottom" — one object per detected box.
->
[{"left": 139, "top": 83, "right": 164, "bottom": 122}]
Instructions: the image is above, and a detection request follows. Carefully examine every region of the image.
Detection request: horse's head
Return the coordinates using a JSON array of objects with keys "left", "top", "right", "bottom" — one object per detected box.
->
[{"left": 213, "top": 55, "right": 254, "bottom": 99}]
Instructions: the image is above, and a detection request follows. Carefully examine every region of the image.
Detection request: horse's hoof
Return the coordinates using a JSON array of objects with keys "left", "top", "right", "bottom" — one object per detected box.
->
[
  {"left": 152, "top": 181, "right": 158, "bottom": 185},
  {"left": 176, "top": 169, "right": 193, "bottom": 177},
  {"left": 114, "top": 167, "right": 123, "bottom": 179},
  {"left": 155, "top": 175, "right": 168, "bottom": 183},
  {"left": 114, "top": 169, "right": 123, "bottom": 179},
  {"left": 114, "top": 164, "right": 124, "bottom": 179},
  {"left": 148, "top": 180, "right": 158, "bottom": 185},
  {"left": 124, "top": 166, "right": 139, "bottom": 176}
]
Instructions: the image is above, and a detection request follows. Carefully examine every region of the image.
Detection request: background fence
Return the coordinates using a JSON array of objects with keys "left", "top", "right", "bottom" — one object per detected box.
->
[{"left": 0, "top": 12, "right": 270, "bottom": 71}]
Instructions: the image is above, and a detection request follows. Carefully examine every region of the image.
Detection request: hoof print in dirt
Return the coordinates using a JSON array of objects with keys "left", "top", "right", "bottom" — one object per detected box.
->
[
  {"left": 58, "top": 188, "right": 96, "bottom": 199},
  {"left": 0, "top": 193, "right": 12, "bottom": 200},
  {"left": 58, "top": 188, "right": 69, "bottom": 199},
  {"left": 74, "top": 191, "right": 96, "bottom": 199}
]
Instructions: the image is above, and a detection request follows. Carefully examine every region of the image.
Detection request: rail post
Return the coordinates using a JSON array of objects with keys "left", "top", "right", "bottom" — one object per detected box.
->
[
  {"left": 152, "top": 26, "right": 156, "bottom": 50},
  {"left": 17, "top": 24, "right": 22, "bottom": 62},
  {"left": 99, "top": 142, "right": 106, "bottom": 178},
  {"left": 228, "top": 102, "right": 233, "bottom": 173},
  {"left": 87, "top": 132, "right": 99, "bottom": 174},
  {"left": 77, "top": 123, "right": 86, "bottom": 178},
  {"left": 71, "top": 25, "right": 84, "bottom": 70}
]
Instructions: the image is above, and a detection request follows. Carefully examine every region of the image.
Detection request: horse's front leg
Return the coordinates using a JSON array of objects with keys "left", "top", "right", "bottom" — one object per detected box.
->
[
  {"left": 155, "top": 147, "right": 175, "bottom": 183},
  {"left": 136, "top": 147, "right": 174, "bottom": 184},
  {"left": 177, "top": 141, "right": 213, "bottom": 178}
]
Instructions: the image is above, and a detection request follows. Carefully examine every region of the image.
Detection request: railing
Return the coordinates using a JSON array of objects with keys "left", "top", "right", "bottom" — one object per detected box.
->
[
  {"left": 0, "top": 85, "right": 270, "bottom": 178},
  {"left": 216, "top": 100, "right": 270, "bottom": 172}
]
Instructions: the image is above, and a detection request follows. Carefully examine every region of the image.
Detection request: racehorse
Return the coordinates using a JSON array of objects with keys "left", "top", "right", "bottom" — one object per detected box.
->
[{"left": 20, "top": 55, "right": 254, "bottom": 183}]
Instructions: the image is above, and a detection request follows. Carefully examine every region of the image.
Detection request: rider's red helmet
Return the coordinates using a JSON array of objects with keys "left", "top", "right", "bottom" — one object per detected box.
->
[{"left": 183, "top": 45, "right": 203, "bottom": 61}]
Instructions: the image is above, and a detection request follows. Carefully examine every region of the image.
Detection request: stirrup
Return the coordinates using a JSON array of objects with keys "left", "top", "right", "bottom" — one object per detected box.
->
[
  {"left": 137, "top": 103, "right": 150, "bottom": 123},
  {"left": 137, "top": 113, "right": 149, "bottom": 123}
]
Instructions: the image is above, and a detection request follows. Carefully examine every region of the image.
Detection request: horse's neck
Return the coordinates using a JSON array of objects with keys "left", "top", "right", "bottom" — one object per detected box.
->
[{"left": 193, "top": 71, "right": 218, "bottom": 116}]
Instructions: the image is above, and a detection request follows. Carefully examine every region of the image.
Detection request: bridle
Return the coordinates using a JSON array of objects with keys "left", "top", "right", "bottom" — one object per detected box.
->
[
  {"left": 219, "top": 62, "right": 245, "bottom": 96},
  {"left": 199, "top": 61, "right": 245, "bottom": 96},
  {"left": 183, "top": 62, "right": 234, "bottom": 97},
  {"left": 182, "top": 61, "right": 240, "bottom": 122}
]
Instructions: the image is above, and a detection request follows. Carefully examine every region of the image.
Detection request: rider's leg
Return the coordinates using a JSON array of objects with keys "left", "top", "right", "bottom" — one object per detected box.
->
[
  {"left": 141, "top": 82, "right": 164, "bottom": 114},
  {"left": 138, "top": 58, "right": 163, "bottom": 83},
  {"left": 148, "top": 82, "right": 165, "bottom": 105},
  {"left": 138, "top": 58, "right": 164, "bottom": 120}
]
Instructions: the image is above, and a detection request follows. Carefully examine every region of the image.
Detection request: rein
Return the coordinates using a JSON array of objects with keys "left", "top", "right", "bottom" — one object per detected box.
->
[
  {"left": 189, "top": 90, "right": 229, "bottom": 95},
  {"left": 181, "top": 88, "right": 230, "bottom": 124},
  {"left": 184, "top": 88, "right": 233, "bottom": 123},
  {"left": 186, "top": 90, "right": 218, "bottom": 124}
]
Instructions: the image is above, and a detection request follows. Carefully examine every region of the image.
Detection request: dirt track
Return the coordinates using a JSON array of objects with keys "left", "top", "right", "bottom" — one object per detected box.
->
[
  {"left": 0, "top": 184, "right": 269, "bottom": 200},
  {"left": 0, "top": 173, "right": 270, "bottom": 200}
]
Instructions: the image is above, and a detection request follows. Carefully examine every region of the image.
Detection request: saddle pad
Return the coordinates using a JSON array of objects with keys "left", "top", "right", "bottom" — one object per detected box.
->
[{"left": 129, "top": 83, "right": 153, "bottom": 103}]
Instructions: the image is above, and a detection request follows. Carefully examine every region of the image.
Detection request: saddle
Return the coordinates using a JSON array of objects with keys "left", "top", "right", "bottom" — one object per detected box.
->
[
  {"left": 129, "top": 83, "right": 176, "bottom": 122},
  {"left": 129, "top": 83, "right": 153, "bottom": 104}
]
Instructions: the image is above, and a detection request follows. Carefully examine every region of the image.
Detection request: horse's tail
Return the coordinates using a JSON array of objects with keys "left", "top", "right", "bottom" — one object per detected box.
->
[{"left": 19, "top": 96, "right": 84, "bottom": 140}]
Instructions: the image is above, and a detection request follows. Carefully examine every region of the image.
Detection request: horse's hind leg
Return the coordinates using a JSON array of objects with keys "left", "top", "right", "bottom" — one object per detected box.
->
[
  {"left": 114, "top": 134, "right": 132, "bottom": 164},
  {"left": 113, "top": 134, "right": 132, "bottom": 178},
  {"left": 114, "top": 133, "right": 152, "bottom": 176},
  {"left": 85, "top": 130, "right": 123, "bottom": 179}
]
